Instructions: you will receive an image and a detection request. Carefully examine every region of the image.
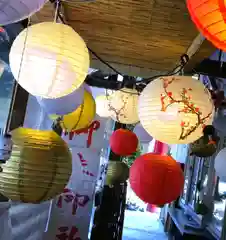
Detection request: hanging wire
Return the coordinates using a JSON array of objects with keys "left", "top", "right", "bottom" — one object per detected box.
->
[
  {"left": 87, "top": 47, "right": 123, "bottom": 76},
  {"left": 54, "top": 0, "right": 61, "bottom": 22},
  {"left": 4, "top": 18, "right": 31, "bottom": 134}
]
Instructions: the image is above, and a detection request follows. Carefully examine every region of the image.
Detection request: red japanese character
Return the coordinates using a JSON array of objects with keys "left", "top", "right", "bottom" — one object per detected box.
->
[
  {"left": 65, "top": 120, "right": 100, "bottom": 147},
  {"left": 77, "top": 153, "right": 95, "bottom": 177},
  {"left": 57, "top": 189, "right": 90, "bottom": 215},
  {"left": 56, "top": 226, "right": 81, "bottom": 240}
]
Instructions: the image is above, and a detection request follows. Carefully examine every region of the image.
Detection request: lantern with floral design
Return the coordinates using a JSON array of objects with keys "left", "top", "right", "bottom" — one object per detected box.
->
[
  {"left": 108, "top": 88, "right": 139, "bottom": 124},
  {"left": 138, "top": 76, "right": 214, "bottom": 144}
]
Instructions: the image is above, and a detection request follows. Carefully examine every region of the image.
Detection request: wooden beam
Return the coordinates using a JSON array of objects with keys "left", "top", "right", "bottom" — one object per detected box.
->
[
  {"left": 31, "top": 2, "right": 215, "bottom": 77},
  {"left": 183, "top": 34, "right": 216, "bottom": 74}
]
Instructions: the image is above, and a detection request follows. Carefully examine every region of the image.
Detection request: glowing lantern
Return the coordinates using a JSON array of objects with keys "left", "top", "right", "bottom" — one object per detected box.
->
[
  {"left": 105, "top": 161, "right": 129, "bottom": 186},
  {"left": 138, "top": 76, "right": 214, "bottom": 144},
  {"left": 9, "top": 22, "right": 89, "bottom": 99},
  {"left": 129, "top": 153, "right": 184, "bottom": 205},
  {"left": 133, "top": 123, "right": 153, "bottom": 143},
  {"left": 37, "top": 84, "right": 85, "bottom": 115},
  {"left": 109, "top": 88, "right": 139, "bottom": 124},
  {"left": 95, "top": 95, "right": 111, "bottom": 118},
  {"left": 215, "top": 148, "right": 226, "bottom": 181},
  {"left": 51, "top": 91, "right": 96, "bottom": 132},
  {"left": 0, "top": 128, "right": 72, "bottom": 203},
  {"left": 110, "top": 129, "right": 138, "bottom": 156},
  {"left": 0, "top": 0, "right": 48, "bottom": 26},
  {"left": 187, "top": 0, "right": 226, "bottom": 51}
]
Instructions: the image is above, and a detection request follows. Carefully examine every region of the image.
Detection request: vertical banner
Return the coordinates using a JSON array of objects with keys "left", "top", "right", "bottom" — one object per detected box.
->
[{"left": 46, "top": 116, "right": 108, "bottom": 240}]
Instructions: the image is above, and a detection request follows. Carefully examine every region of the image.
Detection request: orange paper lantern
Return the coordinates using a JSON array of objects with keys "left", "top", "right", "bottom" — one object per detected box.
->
[
  {"left": 187, "top": 0, "right": 226, "bottom": 50},
  {"left": 129, "top": 153, "right": 184, "bottom": 205},
  {"left": 110, "top": 129, "right": 138, "bottom": 156}
]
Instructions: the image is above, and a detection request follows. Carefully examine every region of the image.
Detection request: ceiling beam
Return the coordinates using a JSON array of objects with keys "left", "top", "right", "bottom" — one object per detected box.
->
[
  {"left": 31, "top": 2, "right": 215, "bottom": 78},
  {"left": 183, "top": 33, "right": 216, "bottom": 74}
]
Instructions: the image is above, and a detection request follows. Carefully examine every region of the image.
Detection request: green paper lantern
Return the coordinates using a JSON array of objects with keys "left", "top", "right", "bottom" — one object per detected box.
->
[
  {"left": 190, "top": 136, "right": 219, "bottom": 158},
  {"left": 105, "top": 161, "right": 129, "bottom": 186}
]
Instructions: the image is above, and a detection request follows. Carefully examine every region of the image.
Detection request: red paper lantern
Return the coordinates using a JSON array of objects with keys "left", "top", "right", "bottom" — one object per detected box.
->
[
  {"left": 129, "top": 153, "right": 184, "bottom": 205},
  {"left": 110, "top": 129, "right": 138, "bottom": 156},
  {"left": 187, "top": 0, "right": 226, "bottom": 50}
]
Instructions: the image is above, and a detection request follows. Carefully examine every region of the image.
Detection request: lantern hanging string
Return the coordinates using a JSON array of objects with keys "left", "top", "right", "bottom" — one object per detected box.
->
[
  {"left": 5, "top": 18, "right": 31, "bottom": 133},
  {"left": 54, "top": 0, "right": 61, "bottom": 23}
]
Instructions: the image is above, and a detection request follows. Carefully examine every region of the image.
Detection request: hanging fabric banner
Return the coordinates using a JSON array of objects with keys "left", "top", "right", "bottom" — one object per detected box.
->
[
  {"left": 45, "top": 116, "right": 108, "bottom": 240},
  {"left": 62, "top": 116, "right": 108, "bottom": 151}
]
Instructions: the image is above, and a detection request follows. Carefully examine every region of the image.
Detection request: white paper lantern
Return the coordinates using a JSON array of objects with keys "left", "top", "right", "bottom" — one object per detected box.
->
[
  {"left": 0, "top": 0, "right": 48, "bottom": 26},
  {"left": 109, "top": 88, "right": 139, "bottom": 124},
  {"left": 9, "top": 22, "right": 90, "bottom": 99},
  {"left": 138, "top": 76, "right": 214, "bottom": 144},
  {"left": 36, "top": 84, "right": 85, "bottom": 115},
  {"left": 215, "top": 148, "right": 226, "bottom": 181},
  {"left": 95, "top": 95, "right": 111, "bottom": 118}
]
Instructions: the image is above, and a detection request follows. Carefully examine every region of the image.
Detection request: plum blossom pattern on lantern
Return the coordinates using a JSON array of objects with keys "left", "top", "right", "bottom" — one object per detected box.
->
[
  {"left": 108, "top": 94, "right": 128, "bottom": 122},
  {"left": 56, "top": 226, "right": 81, "bottom": 240},
  {"left": 57, "top": 188, "right": 90, "bottom": 215},
  {"left": 160, "top": 77, "right": 213, "bottom": 140}
]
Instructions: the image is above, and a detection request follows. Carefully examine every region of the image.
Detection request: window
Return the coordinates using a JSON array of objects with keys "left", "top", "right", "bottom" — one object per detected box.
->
[{"left": 181, "top": 131, "right": 226, "bottom": 238}]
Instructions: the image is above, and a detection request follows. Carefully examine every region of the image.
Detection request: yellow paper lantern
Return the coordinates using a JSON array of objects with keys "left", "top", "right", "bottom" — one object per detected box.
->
[
  {"left": 109, "top": 88, "right": 139, "bottom": 124},
  {"left": 51, "top": 90, "right": 96, "bottom": 132},
  {"left": 138, "top": 76, "right": 214, "bottom": 144},
  {"left": 0, "top": 128, "right": 72, "bottom": 203},
  {"left": 95, "top": 95, "right": 111, "bottom": 118},
  {"left": 9, "top": 22, "right": 89, "bottom": 99}
]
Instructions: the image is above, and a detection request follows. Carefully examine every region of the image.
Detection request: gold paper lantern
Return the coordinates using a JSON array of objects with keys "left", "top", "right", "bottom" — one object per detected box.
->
[
  {"left": 138, "top": 76, "right": 214, "bottom": 144},
  {"left": 0, "top": 128, "right": 72, "bottom": 203},
  {"left": 95, "top": 95, "right": 111, "bottom": 118},
  {"left": 9, "top": 22, "right": 89, "bottom": 99},
  {"left": 109, "top": 88, "right": 139, "bottom": 124},
  {"left": 51, "top": 90, "right": 96, "bottom": 132}
]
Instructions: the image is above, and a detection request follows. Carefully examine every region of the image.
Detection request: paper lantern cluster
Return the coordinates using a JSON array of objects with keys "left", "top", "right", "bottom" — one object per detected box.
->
[
  {"left": 9, "top": 22, "right": 89, "bottom": 99},
  {"left": 110, "top": 129, "right": 138, "bottom": 156},
  {"left": 187, "top": 0, "right": 226, "bottom": 51},
  {"left": 0, "top": 0, "right": 48, "bottom": 26},
  {"left": 0, "top": 128, "right": 72, "bottom": 203},
  {"left": 138, "top": 76, "right": 214, "bottom": 144},
  {"left": 129, "top": 153, "right": 184, "bottom": 205}
]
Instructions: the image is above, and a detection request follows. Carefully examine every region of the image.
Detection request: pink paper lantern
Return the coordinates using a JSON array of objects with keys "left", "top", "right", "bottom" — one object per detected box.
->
[
  {"left": 0, "top": 0, "right": 48, "bottom": 26},
  {"left": 133, "top": 124, "right": 153, "bottom": 143},
  {"left": 37, "top": 84, "right": 85, "bottom": 116}
]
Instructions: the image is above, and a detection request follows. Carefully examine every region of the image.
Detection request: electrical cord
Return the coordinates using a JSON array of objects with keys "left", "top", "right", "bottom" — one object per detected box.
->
[{"left": 87, "top": 47, "right": 123, "bottom": 76}]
